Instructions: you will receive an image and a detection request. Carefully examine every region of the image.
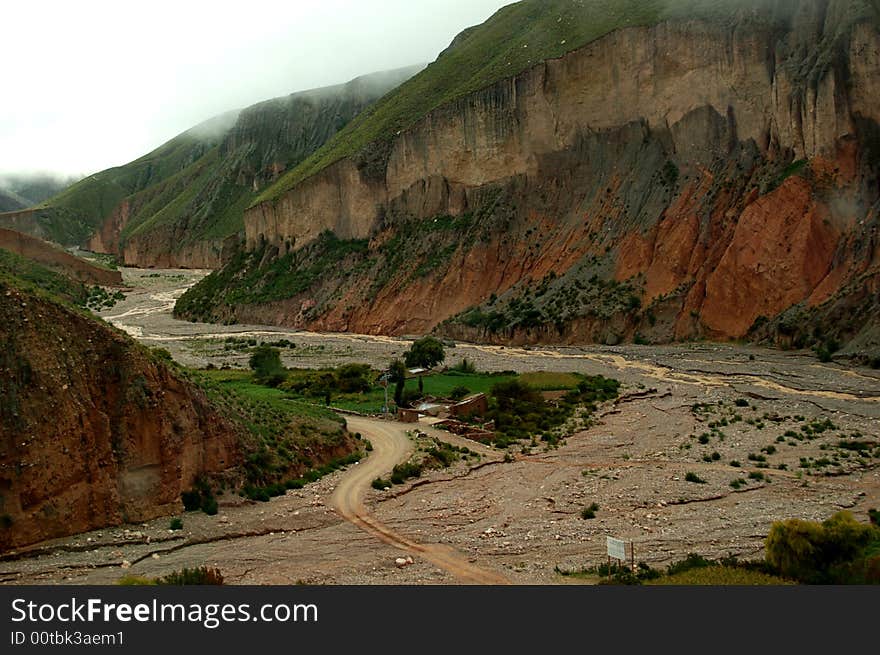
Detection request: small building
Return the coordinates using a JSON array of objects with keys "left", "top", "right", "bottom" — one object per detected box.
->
[
  {"left": 449, "top": 393, "right": 488, "bottom": 419},
  {"left": 398, "top": 408, "right": 420, "bottom": 423}
]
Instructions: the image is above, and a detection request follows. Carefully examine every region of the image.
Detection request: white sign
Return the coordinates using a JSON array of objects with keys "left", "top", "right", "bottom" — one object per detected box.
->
[{"left": 606, "top": 536, "right": 627, "bottom": 561}]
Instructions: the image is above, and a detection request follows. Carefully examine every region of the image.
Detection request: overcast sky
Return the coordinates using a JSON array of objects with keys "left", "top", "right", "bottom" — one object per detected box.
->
[{"left": 0, "top": 0, "right": 511, "bottom": 179}]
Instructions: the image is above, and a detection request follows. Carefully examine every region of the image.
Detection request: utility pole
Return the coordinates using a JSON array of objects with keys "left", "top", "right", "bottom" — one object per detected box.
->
[{"left": 379, "top": 371, "right": 391, "bottom": 420}]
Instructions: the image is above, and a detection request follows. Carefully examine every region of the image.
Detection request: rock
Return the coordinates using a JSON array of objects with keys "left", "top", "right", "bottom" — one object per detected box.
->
[
  {"left": 120, "top": 560, "right": 131, "bottom": 569},
  {"left": 395, "top": 558, "right": 408, "bottom": 568}
]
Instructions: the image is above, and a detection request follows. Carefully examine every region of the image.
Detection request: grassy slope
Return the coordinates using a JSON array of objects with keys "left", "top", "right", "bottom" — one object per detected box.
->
[
  {"left": 0, "top": 247, "right": 88, "bottom": 306},
  {"left": 33, "top": 124, "right": 224, "bottom": 244},
  {"left": 255, "top": 0, "right": 803, "bottom": 204}
]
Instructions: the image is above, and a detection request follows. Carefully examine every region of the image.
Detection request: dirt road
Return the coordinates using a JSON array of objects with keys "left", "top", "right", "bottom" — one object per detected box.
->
[{"left": 332, "top": 417, "right": 509, "bottom": 584}]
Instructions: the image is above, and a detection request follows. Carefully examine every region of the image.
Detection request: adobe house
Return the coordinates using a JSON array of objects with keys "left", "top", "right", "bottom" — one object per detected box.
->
[
  {"left": 397, "top": 408, "right": 420, "bottom": 423},
  {"left": 449, "top": 393, "right": 488, "bottom": 419}
]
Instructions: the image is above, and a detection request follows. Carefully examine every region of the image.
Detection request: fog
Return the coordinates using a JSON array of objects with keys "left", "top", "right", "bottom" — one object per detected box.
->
[{"left": 0, "top": 0, "right": 512, "bottom": 178}]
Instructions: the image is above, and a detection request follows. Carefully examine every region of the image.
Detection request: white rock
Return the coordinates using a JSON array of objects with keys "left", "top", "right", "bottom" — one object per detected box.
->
[
  {"left": 395, "top": 558, "right": 408, "bottom": 568},
  {"left": 120, "top": 560, "right": 131, "bottom": 569}
]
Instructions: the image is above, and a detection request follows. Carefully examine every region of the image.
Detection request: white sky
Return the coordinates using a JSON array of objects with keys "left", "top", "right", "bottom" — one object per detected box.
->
[{"left": 0, "top": 0, "right": 511, "bottom": 178}]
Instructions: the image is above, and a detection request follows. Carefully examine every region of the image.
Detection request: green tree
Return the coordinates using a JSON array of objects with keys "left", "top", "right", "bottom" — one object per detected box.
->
[
  {"left": 388, "top": 358, "right": 407, "bottom": 407},
  {"left": 249, "top": 346, "right": 287, "bottom": 387},
  {"left": 405, "top": 337, "right": 445, "bottom": 394}
]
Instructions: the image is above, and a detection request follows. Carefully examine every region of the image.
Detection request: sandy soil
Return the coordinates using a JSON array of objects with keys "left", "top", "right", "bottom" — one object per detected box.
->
[{"left": 1, "top": 267, "right": 878, "bottom": 585}]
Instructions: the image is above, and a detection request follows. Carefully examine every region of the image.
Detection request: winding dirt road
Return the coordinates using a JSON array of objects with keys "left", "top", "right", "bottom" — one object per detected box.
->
[{"left": 332, "top": 417, "right": 509, "bottom": 584}]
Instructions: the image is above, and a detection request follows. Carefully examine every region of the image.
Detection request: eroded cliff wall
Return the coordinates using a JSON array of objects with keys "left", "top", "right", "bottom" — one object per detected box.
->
[{"left": 215, "top": 1, "right": 878, "bottom": 352}]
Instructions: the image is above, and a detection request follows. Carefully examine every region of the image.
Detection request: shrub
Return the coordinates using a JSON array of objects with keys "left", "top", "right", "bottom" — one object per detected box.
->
[
  {"left": 449, "top": 385, "right": 472, "bottom": 401},
  {"left": 371, "top": 478, "right": 389, "bottom": 490},
  {"left": 249, "top": 346, "right": 287, "bottom": 387},
  {"left": 735, "top": 398, "right": 750, "bottom": 407},
  {"left": 748, "top": 471, "right": 765, "bottom": 481},
  {"left": 667, "top": 553, "right": 713, "bottom": 577},
  {"left": 730, "top": 479, "right": 746, "bottom": 490},
  {"left": 451, "top": 358, "right": 477, "bottom": 374},
  {"left": 730, "top": 460, "right": 741, "bottom": 468},
  {"left": 201, "top": 496, "right": 219, "bottom": 516},
  {"left": 698, "top": 434, "right": 710, "bottom": 445},
  {"left": 765, "top": 512, "right": 879, "bottom": 584},
  {"left": 181, "top": 490, "right": 202, "bottom": 512},
  {"left": 159, "top": 567, "right": 224, "bottom": 585},
  {"left": 169, "top": 517, "right": 183, "bottom": 531},
  {"left": 581, "top": 502, "right": 600, "bottom": 520},
  {"left": 685, "top": 472, "right": 706, "bottom": 484}
]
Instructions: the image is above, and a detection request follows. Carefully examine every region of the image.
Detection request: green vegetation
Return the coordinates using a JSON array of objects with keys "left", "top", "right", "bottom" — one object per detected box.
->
[
  {"left": 581, "top": 502, "right": 600, "bottom": 520},
  {"left": 119, "top": 567, "right": 225, "bottom": 586},
  {"left": 257, "top": 0, "right": 805, "bottom": 204},
  {"left": 484, "top": 375, "right": 619, "bottom": 446},
  {"left": 685, "top": 472, "right": 707, "bottom": 484},
  {"left": 249, "top": 346, "right": 287, "bottom": 387},
  {"left": 169, "top": 517, "right": 183, "bottom": 531},
  {"left": 0, "top": 247, "right": 88, "bottom": 307},
  {"left": 189, "top": 369, "right": 352, "bottom": 498},
  {"left": 175, "top": 233, "right": 369, "bottom": 321},
  {"left": 766, "top": 512, "right": 880, "bottom": 584}
]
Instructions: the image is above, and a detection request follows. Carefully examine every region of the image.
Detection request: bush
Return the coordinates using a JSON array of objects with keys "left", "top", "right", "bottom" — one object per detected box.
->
[
  {"left": 159, "top": 567, "right": 224, "bottom": 585},
  {"left": 735, "top": 399, "right": 750, "bottom": 407},
  {"left": 667, "top": 553, "right": 713, "bottom": 576},
  {"left": 390, "top": 461, "right": 422, "bottom": 485},
  {"left": 451, "top": 358, "right": 477, "bottom": 374},
  {"left": 372, "top": 477, "right": 390, "bottom": 490},
  {"left": 249, "top": 346, "right": 287, "bottom": 387},
  {"left": 748, "top": 471, "right": 765, "bottom": 481},
  {"left": 581, "top": 502, "right": 600, "bottom": 520},
  {"left": 201, "top": 496, "right": 219, "bottom": 516},
  {"left": 181, "top": 490, "right": 202, "bottom": 512},
  {"left": 765, "top": 512, "right": 880, "bottom": 584},
  {"left": 685, "top": 472, "right": 706, "bottom": 484},
  {"left": 449, "top": 385, "right": 472, "bottom": 401},
  {"left": 169, "top": 517, "right": 183, "bottom": 531}
]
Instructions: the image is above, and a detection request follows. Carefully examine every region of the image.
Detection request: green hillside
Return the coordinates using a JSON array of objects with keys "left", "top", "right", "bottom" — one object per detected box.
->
[
  {"left": 27, "top": 111, "right": 237, "bottom": 245},
  {"left": 255, "top": 0, "right": 818, "bottom": 204},
  {"left": 22, "top": 68, "right": 418, "bottom": 250}
]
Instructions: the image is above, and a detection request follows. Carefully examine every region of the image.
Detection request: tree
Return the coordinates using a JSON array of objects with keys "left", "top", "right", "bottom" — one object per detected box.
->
[
  {"left": 388, "top": 358, "right": 407, "bottom": 407},
  {"left": 249, "top": 346, "right": 287, "bottom": 387},
  {"left": 404, "top": 337, "right": 445, "bottom": 394}
]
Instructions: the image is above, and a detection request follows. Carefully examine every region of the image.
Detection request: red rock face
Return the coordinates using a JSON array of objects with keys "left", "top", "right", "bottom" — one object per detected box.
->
[
  {"left": 0, "top": 286, "right": 241, "bottom": 551},
  {"left": 702, "top": 178, "right": 839, "bottom": 338}
]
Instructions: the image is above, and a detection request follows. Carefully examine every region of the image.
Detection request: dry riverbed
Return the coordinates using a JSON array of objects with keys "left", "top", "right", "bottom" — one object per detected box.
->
[{"left": 2, "top": 267, "right": 878, "bottom": 585}]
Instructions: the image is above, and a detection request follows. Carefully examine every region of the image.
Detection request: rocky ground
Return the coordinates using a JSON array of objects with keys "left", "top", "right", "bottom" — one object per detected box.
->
[{"left": 1, "top": 268, "right": 877, "bottom": 585}]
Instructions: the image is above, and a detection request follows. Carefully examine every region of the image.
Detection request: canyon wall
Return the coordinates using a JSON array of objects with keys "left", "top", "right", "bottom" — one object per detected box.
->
[{"left": 220, "top": 1, "right": 880, "bottom": 350}]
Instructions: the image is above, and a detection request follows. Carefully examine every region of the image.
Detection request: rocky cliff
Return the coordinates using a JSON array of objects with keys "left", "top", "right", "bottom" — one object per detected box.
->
[
  {"left": 180, "top": 0, "right": 880, "bottom": 359},
  {"left": 0, "top": 284, "right": 242, "bottom": 550}
]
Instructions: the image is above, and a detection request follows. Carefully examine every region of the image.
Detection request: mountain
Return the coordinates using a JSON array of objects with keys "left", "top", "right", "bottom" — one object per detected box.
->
[
  {"left": 0, "top": 66, "right": 421, "bottom": 267},
  {"left": 176, "top": 0, "right": 880, "bottom": 362},
  {"left": 0, "top": 173, "right": 81, "bottom": 207},
  {"left": 0, "top": 190, "right": 28, "bottom": 212},
  {"left": 0, "top": 250, "right": 355, "bottom": 550}
]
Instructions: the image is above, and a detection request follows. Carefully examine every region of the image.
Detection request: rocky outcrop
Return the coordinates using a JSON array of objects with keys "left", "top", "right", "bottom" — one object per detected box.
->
[
  {"left": 0, "top": 284, "right": 241, "bottom": 550},
  {"left": 216, "top": 0, "right": 880, "bottom": 352},
  {"left": 0, "top": 228, "right": 122, "bottom": 286}
]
